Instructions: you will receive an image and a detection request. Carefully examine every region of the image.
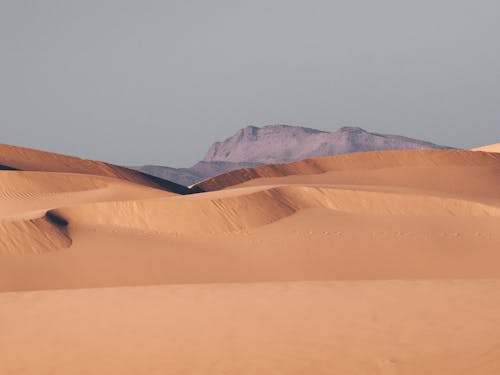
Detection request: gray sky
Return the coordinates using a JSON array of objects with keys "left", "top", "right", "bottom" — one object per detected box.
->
[{"left": 1, "top": 0, "right": 499, "bottom": 167}]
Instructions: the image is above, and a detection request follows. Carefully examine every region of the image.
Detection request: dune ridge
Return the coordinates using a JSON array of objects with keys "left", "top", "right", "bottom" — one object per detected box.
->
[
  {"left": 0, "top": 143, "right": 193, "bottom": 194},
  {"left": 0, "top": 171, "right": 172, "bottom": 217},
  {"left": 52, "top": 184, "right": 500, "bottom": 235},
  {"left": 195, "top": 149, "right": 500, "bottom": 191},
  {"left": 472, "top": 143, "right": 500, "bottom": 153}
]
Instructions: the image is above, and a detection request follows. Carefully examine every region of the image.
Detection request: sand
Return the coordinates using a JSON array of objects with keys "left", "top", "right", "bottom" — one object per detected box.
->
[
  {"left": 194, "top": 149, "right": 500, "bottom": 191},
  {"left": 0, "top": 143, "right": 193, "bottom": 194},
  {"left": 1, "top": 145, "right": 500, "bottom": 374},
  {"left": 472, "top": 143, "right": 500, "bottom": 153},
  {"left": 2, "top": 280, "right": 500, "bottom": 375}
]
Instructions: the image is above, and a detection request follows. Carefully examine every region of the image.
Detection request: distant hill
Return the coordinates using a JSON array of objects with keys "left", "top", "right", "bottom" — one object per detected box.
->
[
  {"left": 134, "top": 125, "right": 451, "bottom": 185},
  {"left": 136, "top": 161, "right": 261, "bottom": 187},
  {"left": 204, "top": 125, "right": 450, "bottom": 163}
]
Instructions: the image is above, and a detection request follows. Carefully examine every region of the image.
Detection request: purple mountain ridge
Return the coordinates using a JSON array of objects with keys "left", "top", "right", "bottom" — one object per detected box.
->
[
  {"left": 204, "top": 125, "right": 449, "bottom": 164},
  {"left": 134, "top": 124, "right": 451, "bottom": 186}
]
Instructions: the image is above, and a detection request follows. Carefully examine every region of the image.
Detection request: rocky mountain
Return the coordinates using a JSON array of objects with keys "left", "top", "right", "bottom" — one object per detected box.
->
[
  {"left": 204, "top": 125, "right": 449, "bottom": 164},
  {"left": 134, "top": 125, "right": 451, "bottom": 186}
]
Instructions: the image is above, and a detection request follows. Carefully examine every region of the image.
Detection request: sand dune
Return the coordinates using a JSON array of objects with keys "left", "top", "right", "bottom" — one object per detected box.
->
[
  {"left": 472, "top": 143, "right": 500, "bottom": 153},
  {"left": 2, "top": 209, "right": 500, "bottom": 290},
  {"left": 195, "top": 149, "right": 500, "bottom": 191},
  {"left": 0, "top": 143, "right": 193, "bottom": 194},
  {"left": 0, "top": 170, "right": 173, "bottom": 255},
  {"left": 0, "top": 214, "right": 71, "bottom": 255},
  {"left": 0, "top": 171, "right": 172, "bottom": 216},
  {"left": 51, "top": 184, "right": 500, "bottom": 236},
  {"left": 1, "top": 145, "right": 500, "bottom": 373},
  {"left": 0, "top": 148, "right": 499, "bottom": 291}
]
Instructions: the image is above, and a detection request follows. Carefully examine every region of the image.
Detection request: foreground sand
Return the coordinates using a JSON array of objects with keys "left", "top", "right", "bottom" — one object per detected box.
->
[
  {"left": 1, "top": 145, "right": 500, "bottom": 373},
  {"left": 2, "top": 280, "right": 500, "bottom": 375}
]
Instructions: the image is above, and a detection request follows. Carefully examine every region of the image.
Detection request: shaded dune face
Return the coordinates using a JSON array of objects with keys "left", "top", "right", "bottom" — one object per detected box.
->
[
  {"left": 0, "top": 164, "right": 18, "bottom": 171},
  {"left": 0, "top": 214, "right": 71, "bottom": 255},
  {"left": 0, "top": 143, "right": 193, "bottom": 194}
]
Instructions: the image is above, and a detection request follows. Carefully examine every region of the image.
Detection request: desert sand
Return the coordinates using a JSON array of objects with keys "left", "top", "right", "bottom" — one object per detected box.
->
[
  {"left": 1, "top": 144, "right": 500, "bottom": 374},
  {"left": 472, "top": 143, "right": 500, "bottom": 153}
]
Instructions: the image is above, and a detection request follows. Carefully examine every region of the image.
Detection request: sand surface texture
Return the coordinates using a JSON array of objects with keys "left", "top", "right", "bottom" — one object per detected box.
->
[
  {"left": 1, "top": 145, "right": 500, "bottom": 374},
  {"left": 472, "top": 143, "right": 500, "bottom": 153}
]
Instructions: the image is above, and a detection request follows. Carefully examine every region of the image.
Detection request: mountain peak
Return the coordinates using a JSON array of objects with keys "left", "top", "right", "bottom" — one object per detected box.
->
[
  {"left": 338, "top": 126, "right": 367, "bottom": 133},
  {"left": 138, "top": 124, "right": 452, "bottom": 185},
  {"left": 241, "top": 124, "right": 326, "bottom": 134},
  {"left": 203, "top": 124, "right": 449, "bottom": 164}
]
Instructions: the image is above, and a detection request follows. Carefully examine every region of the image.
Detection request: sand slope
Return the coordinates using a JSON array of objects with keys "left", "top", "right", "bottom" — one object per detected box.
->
[
  {"left": 472, "top": 143, "right": 500, "bottom": 153},
  {"left": 0, "top": 143, "right": 193, "bottom": 194},
  {"left": 1, "top": 146, "right": 500, "bottom": 374},
  {"left": 195, "top": 149, "right": 500, "bottom": 192},
  {"left": 0, "top": 171, "right": 172, "bottom": 255},
  {"left": 0, "top": 215, "right": 71, "bottom": 255},
  {"left": 2, "top": 280, "right": 500, "bottom": 375},
  {"left": 0, "top": 171, "right": 173, "bottom": 216},
  {"left": 51, "top": 184, "right": 500, "bottom": 235}
]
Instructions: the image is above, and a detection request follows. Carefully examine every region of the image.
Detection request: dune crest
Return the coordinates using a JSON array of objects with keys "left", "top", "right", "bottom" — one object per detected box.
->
[
  {"left": 0, "top": 144, "right": 193, "bottom": 194},
  {"left": 195, "top": 149, "right": 500, "bottom": 191},
  {"left": 472, "top": 143, "right": 500, "bottom": 153},
  {"left": 0, "top": 171, "right": 172, "bottom": 217},
  {"left": 51, "top": 185, "right": 500, "bottom": 235}
]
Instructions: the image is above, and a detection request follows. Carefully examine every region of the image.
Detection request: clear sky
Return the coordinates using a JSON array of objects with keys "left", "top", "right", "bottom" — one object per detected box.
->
[{"left": 1, "top": 0, "right": 499, "bottom": 166}]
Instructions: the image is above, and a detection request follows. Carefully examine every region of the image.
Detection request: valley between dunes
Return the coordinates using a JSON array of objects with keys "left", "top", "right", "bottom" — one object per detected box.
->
[{"left": 1, "top": 144, "right": 500, "bottom": 374}]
